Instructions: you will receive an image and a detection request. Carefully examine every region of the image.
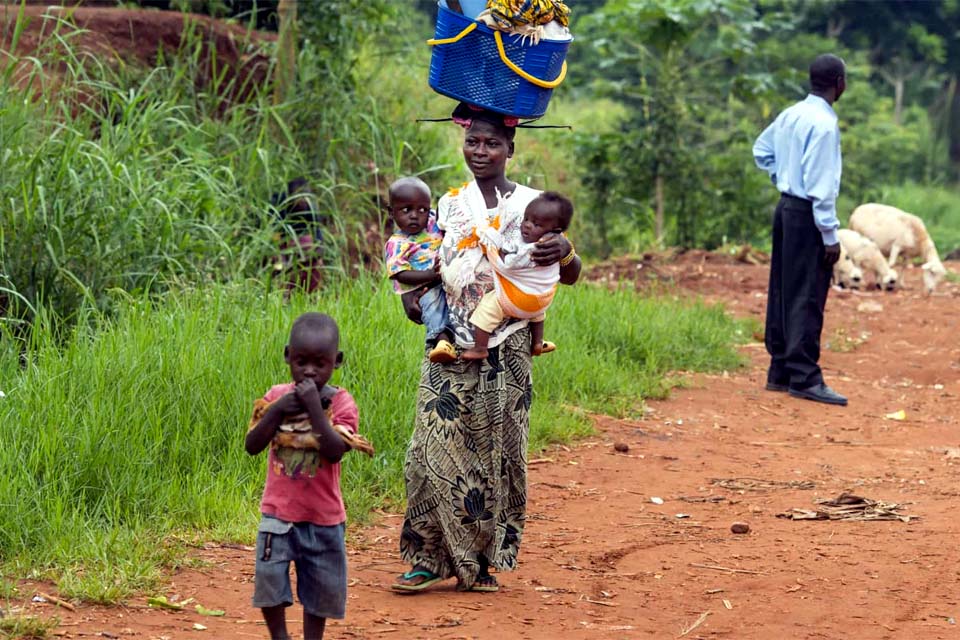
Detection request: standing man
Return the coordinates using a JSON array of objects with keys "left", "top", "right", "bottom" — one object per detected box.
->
[{"left": 753, "top": 54, "right": 847, "bottom": 406}]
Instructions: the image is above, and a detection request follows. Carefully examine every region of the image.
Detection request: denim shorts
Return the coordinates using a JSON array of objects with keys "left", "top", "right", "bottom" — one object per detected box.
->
[
  {"left": 252, "top": 516, "right": 347, "bottom": 619},
  {"left": 419, "top": 283, "right": 452, "bottom": 344}
]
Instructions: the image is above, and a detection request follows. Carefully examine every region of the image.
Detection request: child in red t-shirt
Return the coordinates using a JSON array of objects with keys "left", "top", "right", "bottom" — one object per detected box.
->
[{"left": 245, "top": 312, "right": 371, "bottom": 640}]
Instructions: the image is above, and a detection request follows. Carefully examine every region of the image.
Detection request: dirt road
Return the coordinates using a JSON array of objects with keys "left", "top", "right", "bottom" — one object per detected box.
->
[{"left": 15, "top": 257, "right": 960, "bottom": 639}]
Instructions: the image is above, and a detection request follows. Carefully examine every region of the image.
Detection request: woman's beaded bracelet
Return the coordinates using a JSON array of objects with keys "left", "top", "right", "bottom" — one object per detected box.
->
[{"left": 559, "top": 239, "right": 577, "bottom": 267}]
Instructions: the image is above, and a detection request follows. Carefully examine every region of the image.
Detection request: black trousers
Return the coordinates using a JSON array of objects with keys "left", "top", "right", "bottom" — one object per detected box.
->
[{"left": 764, "top": 194, "right": 832, "bottom": 390}]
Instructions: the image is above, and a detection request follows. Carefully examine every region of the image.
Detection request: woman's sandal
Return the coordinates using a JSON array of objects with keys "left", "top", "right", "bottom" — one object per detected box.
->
[
  {"left": 469, "top": 574, "right": 499, "bottom": 593},
  {"left": 391, "top": 569, "right": 442, "bottom": 593},
  {"left": 428, "top": 339, "right": 457, "bottom": 364}
]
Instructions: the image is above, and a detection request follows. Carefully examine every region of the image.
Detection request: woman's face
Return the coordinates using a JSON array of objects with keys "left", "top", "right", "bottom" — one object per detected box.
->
[{"left": 463, "top": 120, "right": 514, "bottom": 180}]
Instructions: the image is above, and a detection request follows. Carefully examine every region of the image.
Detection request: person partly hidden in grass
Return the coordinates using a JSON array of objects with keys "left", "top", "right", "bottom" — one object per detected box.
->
[
  {"left": 461, "top": 191, "right": 573, "bottom": 360},
  {"left": 271, "top": 177, "right": 325, "bottom": 293},
  {"left": 383, "top": 176, "right": 458, "bottom": 363},
  {"left": 245, "top": 312, "right": 373, "bottom": 640}
]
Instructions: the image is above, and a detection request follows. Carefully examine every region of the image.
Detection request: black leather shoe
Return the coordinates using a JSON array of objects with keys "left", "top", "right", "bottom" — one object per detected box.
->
[
  {"left": 788, "top": 383, "right": 847, "bottom": 406},
  {"left": 765, "top": 382, "right": 788, "bottom": 392}
]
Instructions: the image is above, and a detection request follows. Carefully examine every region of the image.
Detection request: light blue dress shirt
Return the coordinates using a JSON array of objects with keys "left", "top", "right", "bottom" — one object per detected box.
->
[{"left": 752, "top": 94, "right": 842, "bottom": 246}]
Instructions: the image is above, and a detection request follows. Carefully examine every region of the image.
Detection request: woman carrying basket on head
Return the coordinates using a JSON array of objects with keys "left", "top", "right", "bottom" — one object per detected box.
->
[{"left": 391, "top": 102, "right": 581, "bottom": 594}]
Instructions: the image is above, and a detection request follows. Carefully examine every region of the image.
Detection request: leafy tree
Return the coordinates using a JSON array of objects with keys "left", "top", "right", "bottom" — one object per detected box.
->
[
  {"left": 576, "top": 0, "right": 769, "bottom": 248},
  {"left": 787, "top": 0, "right": 955, "bottom": 170},
  {"left": 569, "top": 0, "right": 960, "bottom": 254}
]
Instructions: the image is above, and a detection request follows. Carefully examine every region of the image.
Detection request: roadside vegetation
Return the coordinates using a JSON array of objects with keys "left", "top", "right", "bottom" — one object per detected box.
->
[
  {"left": 0, "top": 279, "right": 748, "bottom": 599},
  {"left": 3, "top": 0, "right": 957, "bottom": 606}
]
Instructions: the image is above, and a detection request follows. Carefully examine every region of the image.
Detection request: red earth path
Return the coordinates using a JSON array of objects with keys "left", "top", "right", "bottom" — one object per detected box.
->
[{"left": 11, "top": 254, "right": 960, "bottom": 639}]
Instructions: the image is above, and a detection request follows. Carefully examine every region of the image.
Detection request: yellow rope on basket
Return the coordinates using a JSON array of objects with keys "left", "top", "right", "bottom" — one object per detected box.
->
[
  {"left": 493, "top": 30, "right": 567, "bottom": 89},
  {"left": 427, "top": 22, "right": 477, "bottom": 45}
]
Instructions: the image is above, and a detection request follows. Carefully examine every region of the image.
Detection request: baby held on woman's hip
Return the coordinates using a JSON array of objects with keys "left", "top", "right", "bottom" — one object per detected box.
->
[
  {"left": 461, "top": 191, "right": 574, "bottom": 361},
  {"left": 383, "top": 177, "right": 457, "bottom": 364}
]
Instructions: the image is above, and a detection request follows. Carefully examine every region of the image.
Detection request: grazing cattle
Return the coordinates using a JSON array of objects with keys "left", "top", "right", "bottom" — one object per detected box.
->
[
  {"left": 837, "top": 228, "right": 898, "bottom": 291},
  {"left": 831, "top": 241, "right": 863, "bottom": 289},
  {"left": 849, "top": 203, "right": 946, "bottom": 294}
]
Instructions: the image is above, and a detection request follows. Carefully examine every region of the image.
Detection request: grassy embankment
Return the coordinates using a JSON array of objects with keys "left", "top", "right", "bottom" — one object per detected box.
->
[{"left": 0, "top": 279, "right": 750, "bottom": 601}]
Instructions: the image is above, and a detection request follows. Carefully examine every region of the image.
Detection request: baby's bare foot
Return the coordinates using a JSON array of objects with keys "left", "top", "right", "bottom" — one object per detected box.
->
[
  {"left": 533, "top": 341, "right": 556, "bottom": 357},
  {"left": 461, "top": 348, "right": 489, "bottom": 361}
]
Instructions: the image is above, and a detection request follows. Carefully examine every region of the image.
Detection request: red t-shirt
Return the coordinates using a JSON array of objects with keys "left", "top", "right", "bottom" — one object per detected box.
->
[{"left": 256, "top": 384, "right": 359, "bottom": 526}]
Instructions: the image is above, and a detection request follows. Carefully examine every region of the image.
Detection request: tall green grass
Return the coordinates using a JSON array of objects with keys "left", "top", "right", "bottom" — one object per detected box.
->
[
  {"left": 542, "top": 285, "right": 748, "bottom": 420},
  {"left": 1, "top": 9, "right": 287, "bottom": 328},
  {"left": 0, "top": 6, "right": 458, "bottom": 331},
  {"left": 0, "top": 278, "right": 747, "bottom": 600}
]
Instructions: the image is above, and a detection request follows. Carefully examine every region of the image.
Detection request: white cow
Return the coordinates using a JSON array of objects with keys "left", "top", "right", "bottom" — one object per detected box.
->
[
  {"left": 849, "top": 203, "right": 947, "bottom": 293},
  {"left": 837, "top": 228, "right": 898, "bottom": 291}
]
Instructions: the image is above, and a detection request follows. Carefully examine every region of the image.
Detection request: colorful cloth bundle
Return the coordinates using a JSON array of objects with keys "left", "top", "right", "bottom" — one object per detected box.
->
[
  {"left": 486, "top": 0, "right": 570, "bottom": 27},
  {"left": 478, "top": 0, "right": 571, "bottom": 45}
]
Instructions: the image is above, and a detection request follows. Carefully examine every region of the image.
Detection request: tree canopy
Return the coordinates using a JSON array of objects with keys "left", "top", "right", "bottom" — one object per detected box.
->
[{"left": 120, "top": 0, "right": 960, "bottom": 255}]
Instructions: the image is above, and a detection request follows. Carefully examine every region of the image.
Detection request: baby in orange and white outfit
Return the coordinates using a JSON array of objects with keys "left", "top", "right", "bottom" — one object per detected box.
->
[{"left": 461, "top": 191, "right": 573, "bottom": 360}]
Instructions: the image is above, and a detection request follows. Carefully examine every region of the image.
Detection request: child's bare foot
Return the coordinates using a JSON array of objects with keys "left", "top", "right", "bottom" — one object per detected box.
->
[
  {"left": 461, "top": 347, "right": 489, "bottom": 361},
  {"left": 428, "top": 339, "right": 457, "bottom": 364},
  {"left": 532, "top": 341, "right": 556, "bottom": 356}
]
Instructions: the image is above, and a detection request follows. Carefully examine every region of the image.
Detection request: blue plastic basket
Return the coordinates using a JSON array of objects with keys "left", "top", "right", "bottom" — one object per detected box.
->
[{"left": 428, "top": 2, "right": 571, "bottom": 119}]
